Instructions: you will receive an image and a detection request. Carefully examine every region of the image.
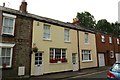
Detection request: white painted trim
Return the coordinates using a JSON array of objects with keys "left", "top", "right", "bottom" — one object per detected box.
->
[
  {"left": 82, "top": 60, "right": 93, "bottom": 63},
  {"left": 0, "top": 43, "right": 15, "bottom": 47},
  {"left": 0, "top": 47, "right": 13, "bottom": 68},
  {"left": 2, "top": 13, "right": 16, "bottom": 36},
  {"left": 3, "top": 13, "right": 16, "bottom": 18}
]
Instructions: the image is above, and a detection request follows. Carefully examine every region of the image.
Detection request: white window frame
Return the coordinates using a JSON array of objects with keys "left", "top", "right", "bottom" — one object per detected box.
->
[
  {"left": 85, "top": 33, "right": 88, "bottom": 44},
  {"left": 109, "top": 37, "right": 112, "bottom": 43},
  {"left": 50, "top": 48, "right": 66, "bottom": 63},
  {"left": 43, "top": 24, "right": 51, "bottom": 40},
  {"left": 0, "top": 43, "right": 15, "bottom": 68},
  {"left": 2, "top": 13, "right": 16, "bottom": 36},
  {"left": 64, "top": 29, "right": 70, "bottom": 42},
  {"left": 117, "top": 38, "right": 119, "bottom": 44},
  {"left": 82, "top": 50, "right": 92, "bottom": 62},
  {"left": 101, "top": 35, "right": 105, "bottom": 42}
]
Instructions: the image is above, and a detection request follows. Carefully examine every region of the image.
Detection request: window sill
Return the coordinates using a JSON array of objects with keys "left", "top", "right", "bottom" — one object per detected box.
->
[
  {"left": 85, "top": 43, "right": 89, "bottom": 44},
  {"left": 43, "top": 39, "right": 52, "bottom": 41},
  {"left": 0, "top": 66, "right": 11, "bottom": 68},
  {"left": 64, "top": 41, "right": 71, "bottom": 43},
  {"left": 82, "top": 60, "right": 93, "bottom": 63},
  {"left": 49, "top": 62, "right": 68, "bottom": 64},
  {"left": 2, "top": 34, "right": 14, "bottom": 37}
]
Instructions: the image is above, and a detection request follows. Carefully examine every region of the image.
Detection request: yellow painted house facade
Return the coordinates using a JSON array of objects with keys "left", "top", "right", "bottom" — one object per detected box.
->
[
  {"left": 31, "top": 21, "right": 79, "bottom": 75},
  {"left": 31, "top": 19, "right": 97, "bottom": 75},
  {"left": 78, "top": 31, "right": 97, "bottom": 69}
]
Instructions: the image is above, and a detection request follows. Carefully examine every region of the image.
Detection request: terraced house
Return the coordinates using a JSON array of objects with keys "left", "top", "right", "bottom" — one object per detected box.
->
[
  {"left": 0, "top": 1, "right": 33, "bottom": 78},
  {"left": 96, "top": 32, "right": 120, "bottom": 67},
  {"left": 0, "top": 0, "right": 98, "bottom": 78},
  {"left": 31, "top": 19, "right": 97, "bottom": 75}
]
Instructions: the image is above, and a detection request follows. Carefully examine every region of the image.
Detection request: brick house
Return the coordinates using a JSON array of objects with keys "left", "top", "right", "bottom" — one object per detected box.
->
[
  {"left": 0, "top": 1, "right": 33, "bottom": 78},
  {"left": 95, "top": 32, "right": 120, "bottom": 67}
]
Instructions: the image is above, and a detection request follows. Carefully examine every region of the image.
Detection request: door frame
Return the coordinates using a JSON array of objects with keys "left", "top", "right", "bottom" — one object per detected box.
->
[
  {"left": 72, "top": 53, "right": 78, "bottom": 71},
  {"left": 34, "top": 51, "right": 44, "bottom": 76},
  {"left": 98, "top": 53, "right": 105, "bottom": 67}
]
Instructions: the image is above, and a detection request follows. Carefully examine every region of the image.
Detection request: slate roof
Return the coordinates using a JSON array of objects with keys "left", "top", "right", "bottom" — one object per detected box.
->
[{"left": 0, "top": 6, "right": 95, "bottom": 33}]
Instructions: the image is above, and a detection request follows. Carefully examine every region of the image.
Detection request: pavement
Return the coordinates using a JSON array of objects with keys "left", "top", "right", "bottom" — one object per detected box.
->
[{"left": 30, "top": 66, "right": 110, "bottom": 80}]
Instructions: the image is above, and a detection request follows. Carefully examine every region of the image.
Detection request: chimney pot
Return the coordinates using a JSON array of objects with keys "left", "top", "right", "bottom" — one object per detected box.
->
[
  {"left": 22, "top": 0, "right": 25, "bottom": 2},
  {"left": 3, "top": 2, "right": 5, "bottom": 7},
  {"left": 73, "top": 18, "right": 80, "bottom": 26},
  {"left": 19, "top": 0, "right": 27, "bottom": 13}
]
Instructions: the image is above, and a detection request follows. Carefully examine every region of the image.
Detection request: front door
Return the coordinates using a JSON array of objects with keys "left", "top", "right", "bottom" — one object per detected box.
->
[
  {"left": 98, "top": 53, "right": 105, "bottom": 67},
  {"left": 34, "top": 52, "right": 43, "bottom": 75},
  {"left": 72, "top": 53, "right": 78, "bottom": 71}
]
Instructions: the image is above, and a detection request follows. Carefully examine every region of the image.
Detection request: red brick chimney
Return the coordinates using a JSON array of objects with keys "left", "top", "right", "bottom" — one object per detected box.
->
[
  {"left": 73, "top": 18, "right": 80, "bottom": 26},
  {"left": 19, "top": 0, "right": 27, "bottom": 13}
]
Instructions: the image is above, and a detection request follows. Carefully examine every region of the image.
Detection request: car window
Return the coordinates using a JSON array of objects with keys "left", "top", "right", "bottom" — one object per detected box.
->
[{"left": 111, "top": 63, "right": 120, "bottom": 72}]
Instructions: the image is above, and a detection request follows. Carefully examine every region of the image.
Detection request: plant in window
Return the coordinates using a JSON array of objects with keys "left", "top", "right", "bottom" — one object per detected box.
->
[
  {"left": 2, "top": 63, "right": 7, "bottom": 68},
  {"left": 50, "top": 58, "right": 58, "bottom": 63},
  {"left": 61, "top": 58, "right": 67, "bottom": 63}
]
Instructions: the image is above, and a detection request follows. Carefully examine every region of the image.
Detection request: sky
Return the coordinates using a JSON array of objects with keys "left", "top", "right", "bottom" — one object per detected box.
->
[{"left": 0, "top": 0, "right": 119, "bottom": 23}]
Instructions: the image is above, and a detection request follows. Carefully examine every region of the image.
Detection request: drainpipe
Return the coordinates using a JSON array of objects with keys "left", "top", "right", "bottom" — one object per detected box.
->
[{"left": 77, "top": 30, "right": 81, "bottom": 71}]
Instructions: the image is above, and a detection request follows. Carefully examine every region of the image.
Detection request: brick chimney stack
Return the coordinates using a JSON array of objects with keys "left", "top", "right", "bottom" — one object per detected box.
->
[
  {"left": 73, "top": 18, "right": 80, "bottom": 26},
  {"left": 19, "top": 0, "right": 27, "bottom": 13}
]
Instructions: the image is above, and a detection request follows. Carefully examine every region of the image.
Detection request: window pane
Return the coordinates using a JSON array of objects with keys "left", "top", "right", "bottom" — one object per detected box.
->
[
  {"left": 62, "top": 49, "right": 66, "bottom": 58},
  {"left": 2, "top": 57, "right": 5, "bottom": 64},
  {"left": 50, "top": 49, "right": 54, "bottom": 58},
  {"left": 64, "top": 29, "right": 69, "bottom": 41},
  {"left": 85, "top": 33, "right": 88, "bottom": 43},
  {"left": 35, "top": 53, "right": 38, "bottom": 56},
  {"left": 6, "top": 48, "right": 11, "bottom": 56},
  {"left": 39, "top": 57, "right": 42, "bottom": 60},
  {"left": 35, "top": 61, "right": 38, "bottom": 65},
  {"left": 39, "top": 61, "right": 42, "bottom": 64},
  {"left": 82, "top": 50, "right": 91, "bottom": 61},
  {"left": 4, "top": 18, "right": 9, "bottom": 27},
  {"left": 43, "top": 25, "right": 50, "bottom": 39},
  {"left": 9, "top": 18, "right": 14, "bottom": 27},
  {"left": 55, "top": 49, "right": 61, "bottom": 59},
  {"left": 6, "top": 57, "right": 10, "bottom": 65},
  {"left": 83, "top": 54, "right": 89, "bottom": 60},
  {"left": 3, "top": 17, "right": 14, "bottom": 34},
  {"left": 1, "top": 48, "right": 6, "bottom": 56}
]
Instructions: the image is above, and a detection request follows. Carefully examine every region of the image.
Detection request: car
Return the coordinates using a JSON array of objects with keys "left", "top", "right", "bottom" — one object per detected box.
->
[{"left": 107, "top": 61, "right": 120, "bottom": 80}]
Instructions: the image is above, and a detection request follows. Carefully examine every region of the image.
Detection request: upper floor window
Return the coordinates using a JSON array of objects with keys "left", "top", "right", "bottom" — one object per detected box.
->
[
  {"left": 109, "top": 37, "right": 112, "bottom": 43},
  {"left": 43, "top": 24, "right": 51, "bottom": 40},
  {"left": 85, "top": 33, "right": 88, "bottom": 43},
  {"left": 117, "top": 38, "right": 119, "bottom": 44},
  {"left": 101, "top": 35, "right": 105, "bottom": 42},
  {"left": 0, "top": 43, "right": 15, "bottom": 68},
  {"left": 64, "top": 29, "right": 70, "bottom": 42},
  {"left": 2, "top": 13, "right": 16, "bottom": 36}
]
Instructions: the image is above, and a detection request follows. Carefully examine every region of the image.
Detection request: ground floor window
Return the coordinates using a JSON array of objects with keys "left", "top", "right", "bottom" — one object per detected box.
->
[
  {"left": 82, "top": 50, "right": 92, "bottom": 61},
  {"left": 0, "top": 43, "right": 15, "bottom": 68},
  {"left": 50, "top": 48, "right": 67, "bottom": 63}
]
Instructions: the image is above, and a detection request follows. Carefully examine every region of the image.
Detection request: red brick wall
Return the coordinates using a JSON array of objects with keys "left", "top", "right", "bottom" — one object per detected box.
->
[{"left": 95, "top": 33, "right": 116, "bottom": 66}]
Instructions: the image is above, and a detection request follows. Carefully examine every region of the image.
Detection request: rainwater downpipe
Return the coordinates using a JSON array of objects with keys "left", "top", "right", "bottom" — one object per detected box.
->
[{"left": 77, "top": 30, "right": 81, "bottom": 71}]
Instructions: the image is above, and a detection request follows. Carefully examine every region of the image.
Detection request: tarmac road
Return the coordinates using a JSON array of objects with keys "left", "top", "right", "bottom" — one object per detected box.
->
[{"left": 61, "top": 70, "right": 108, "bottom": 80}]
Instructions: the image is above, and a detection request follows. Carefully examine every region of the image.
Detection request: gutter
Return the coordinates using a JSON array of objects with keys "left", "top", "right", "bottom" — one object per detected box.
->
[{"left": 77, "top": 30, "right": 81, "bottom": 71}]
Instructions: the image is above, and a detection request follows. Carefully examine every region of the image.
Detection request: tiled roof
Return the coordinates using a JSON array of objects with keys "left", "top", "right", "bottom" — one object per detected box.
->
[{"left": 0, "top": 6, "right": 94, "bottom": 33}]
